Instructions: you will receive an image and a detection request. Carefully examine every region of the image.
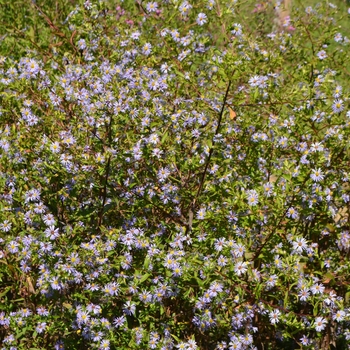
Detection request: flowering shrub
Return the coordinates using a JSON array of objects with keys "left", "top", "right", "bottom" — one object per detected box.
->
[{"left": 1, "top": 0, "right": 350, "bottom": 349}]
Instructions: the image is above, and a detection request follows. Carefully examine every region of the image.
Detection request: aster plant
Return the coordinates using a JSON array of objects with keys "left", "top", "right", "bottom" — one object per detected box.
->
[{"left": 1, "top": 0, "right": 350, "bottom": 349}]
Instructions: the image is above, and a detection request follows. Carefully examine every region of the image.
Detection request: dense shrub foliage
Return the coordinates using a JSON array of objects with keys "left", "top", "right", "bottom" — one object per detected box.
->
[{"left": 1, "top": 0, "right": 350, "bottom": 349}]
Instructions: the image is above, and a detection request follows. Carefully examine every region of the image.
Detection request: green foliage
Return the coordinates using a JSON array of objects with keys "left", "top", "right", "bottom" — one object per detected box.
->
[{"left": 0, "top": 0, "right": 350, "bottom": 349}]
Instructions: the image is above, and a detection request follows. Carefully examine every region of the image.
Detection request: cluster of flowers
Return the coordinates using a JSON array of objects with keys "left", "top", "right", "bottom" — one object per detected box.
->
[{"left": 1, "top": 0, "right": 350, "bottom": 349}]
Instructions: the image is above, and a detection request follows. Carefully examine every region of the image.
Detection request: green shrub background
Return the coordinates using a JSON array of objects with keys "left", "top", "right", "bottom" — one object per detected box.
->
[{"left": 1, "top": 1, "right": 350, "bottom": 349}]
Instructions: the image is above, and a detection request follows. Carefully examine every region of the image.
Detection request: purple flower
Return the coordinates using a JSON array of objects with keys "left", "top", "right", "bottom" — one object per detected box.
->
[
  {"left": 114, "top": 316, "right": 126, "bottom": 328},
  {"left": 310, "top": 168, "right": 324, "bottom": 182},
  {"left": 35, "top": 322, "right": 47, "bottom": 334},
  {"left": 0, "top": 220, "right": 11, "bottom": 232},
  {"left": 196, "top": 13, "right": 207, "bottom": 26},
  {"left": 142, "top": 43, "right": 152, "bottom": 56},
  {"left": 317, "top": 50, "right": 327, "bottom": 60},
  {"left": 292, "top": 237, "right": 308, "bottom": 252},
  {"left": 139, "top": 290, "right": 152, "bottom": 303},
  {"left": 123, "top": 301, "right": 136, "bottom": 316},
  {"left": 269, "top": 309, "right": 281, "bottom": 324},
  {"left": 246, "top": 189, "right": 259, "bottom": 206},
  {"left": 286, "top": 207, "right": 298, "bottom": 219},
  {"left": 314, "top": 317, "right": 327, "bottom": 332}
]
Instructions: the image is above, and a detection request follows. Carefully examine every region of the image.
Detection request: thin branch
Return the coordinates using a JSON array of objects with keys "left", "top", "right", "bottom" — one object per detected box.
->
[
  {"left": 97, "top": 114, "right": 113, "bottom": 231},
  {"left": 184, "top": 79, "right": 231, "bottom": 233}
]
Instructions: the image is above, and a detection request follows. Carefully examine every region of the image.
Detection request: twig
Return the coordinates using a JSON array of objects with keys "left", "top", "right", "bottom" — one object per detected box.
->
[
  {"left": 185, "top": 79, "right": 232, "bottom": 233},
  {"left": 97, "top": 114, "right": 113, "bottom": 231}
]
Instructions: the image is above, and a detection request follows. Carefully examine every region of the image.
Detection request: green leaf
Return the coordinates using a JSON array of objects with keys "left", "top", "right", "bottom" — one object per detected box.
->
[
  {"left": 161, "top": 131, "right": 168, "bottom": 144},
  {"left": 139, "top": 273, "right": 151, "bottom": 284},
  {"left": 143, "top": 257, "right": 151, "bottom": 270},
  {"left": 0, "top": 286, "right": 11, "bottom": 298},
  {"left": 345, "top": 292, "right": 350, "bottom": 303},
  {"left": 63, "top": 302, "right": 73, "bottom": 310},
  {"left": 170, "top": 333, "right": 181, "bottom": 342},
  {"left": 284, "top": 290, "right": 289, "bottom": 309}
]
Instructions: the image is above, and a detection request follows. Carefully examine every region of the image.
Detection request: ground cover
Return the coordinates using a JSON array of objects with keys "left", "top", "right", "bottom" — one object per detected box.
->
[{"left": 1, "top": 1, "right": 350, "bottom": 349}]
